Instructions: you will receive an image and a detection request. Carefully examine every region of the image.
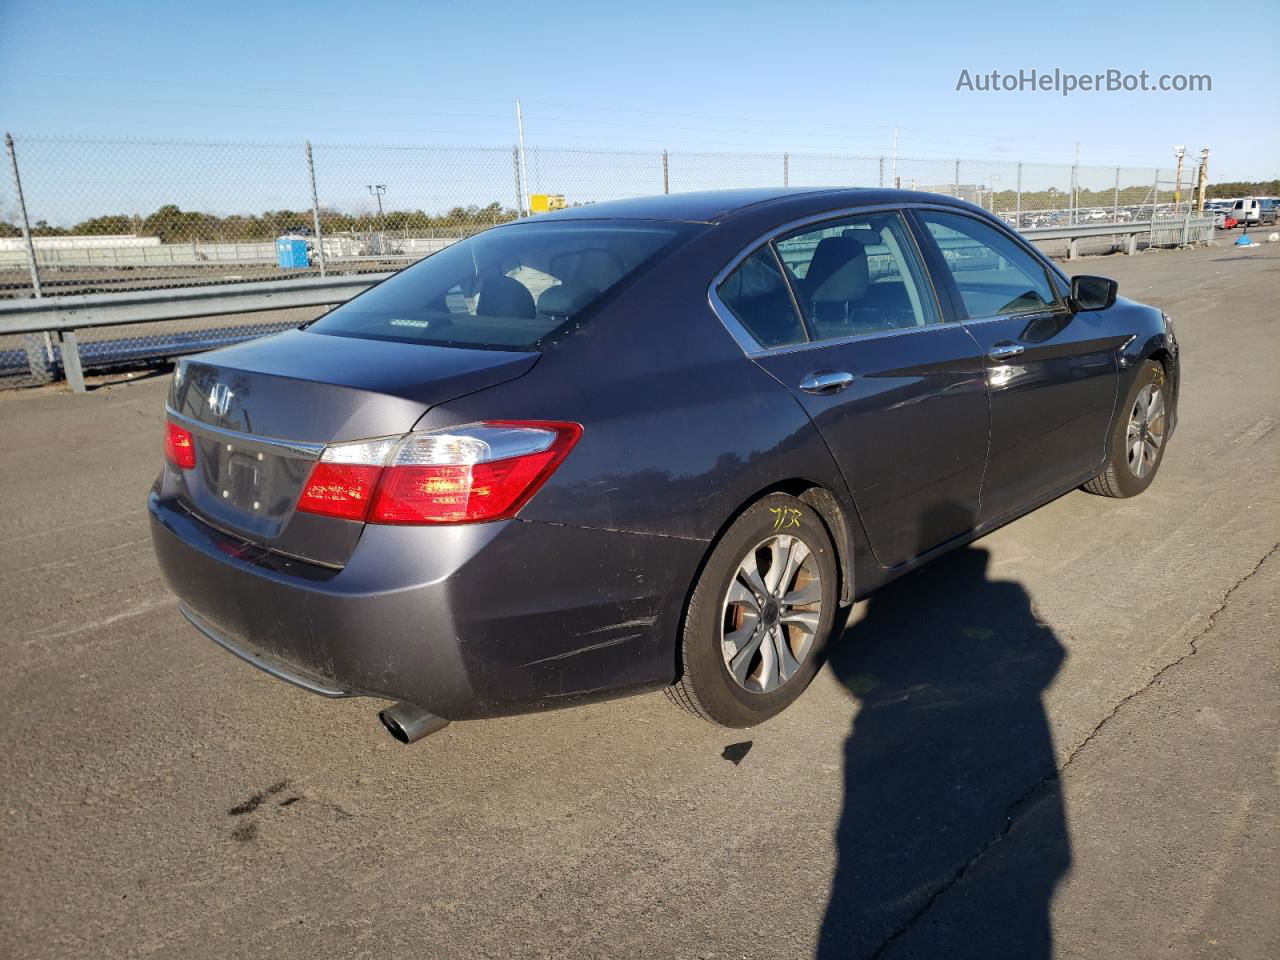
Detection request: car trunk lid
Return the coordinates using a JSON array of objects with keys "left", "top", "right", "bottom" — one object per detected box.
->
[{"left": 167, "top": 328, "right": 539, "bottom": 566}]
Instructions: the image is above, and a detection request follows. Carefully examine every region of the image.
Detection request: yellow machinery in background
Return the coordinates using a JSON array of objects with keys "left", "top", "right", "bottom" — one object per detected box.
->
[{"left": 530, "top": 194, "right": 566, "bottom": 213}]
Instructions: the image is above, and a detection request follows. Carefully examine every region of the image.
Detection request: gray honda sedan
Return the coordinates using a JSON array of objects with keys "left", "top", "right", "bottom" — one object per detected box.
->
[{"left": 150, "top": 188, "right": 1179, "bottom": 742}]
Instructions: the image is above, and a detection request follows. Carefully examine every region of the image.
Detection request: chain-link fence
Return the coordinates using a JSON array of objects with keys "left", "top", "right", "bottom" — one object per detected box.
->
[{"left": 2, "top": 134, "right": 1203, "bottom": 302}]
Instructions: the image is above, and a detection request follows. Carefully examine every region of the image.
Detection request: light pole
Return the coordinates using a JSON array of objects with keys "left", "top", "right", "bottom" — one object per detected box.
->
[
  {"left": 1172, "top": 146, "right": 1185, "bottom": 214},
  {"left": 367, "top": 184, "right": 387, "bottom": 226},
  {"left": 1195, "top": 147, "right": 1209, "bottom": 213}
]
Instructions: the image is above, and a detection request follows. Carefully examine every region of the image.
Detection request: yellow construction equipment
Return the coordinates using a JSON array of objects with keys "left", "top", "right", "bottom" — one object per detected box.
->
[{"left": 530, "top": 194, "right": 566, "bottom": 213}]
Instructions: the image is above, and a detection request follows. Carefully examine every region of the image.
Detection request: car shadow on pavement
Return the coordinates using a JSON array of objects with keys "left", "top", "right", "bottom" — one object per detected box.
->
[{"left": 816, "top": 535, "right": 1070, "bottom": 959}]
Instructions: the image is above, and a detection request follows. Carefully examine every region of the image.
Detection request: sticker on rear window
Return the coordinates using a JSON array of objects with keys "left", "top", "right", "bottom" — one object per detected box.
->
[{"left": 389, "top": 318, "right": 431, "bottom": 328}]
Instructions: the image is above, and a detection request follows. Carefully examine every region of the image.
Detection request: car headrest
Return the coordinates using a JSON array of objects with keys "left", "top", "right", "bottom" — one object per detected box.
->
[
  {"left": 475, "top": 275, "right": 535, "bottom": 319},
  {"left": 550, "top": 249, "right": 623, "bottom": 291},
  {"left": 536, "top": 283, "right": 601, "bottom": 320},
  {"left": 841, "top": 228, "right": 880, "bottom": 246},
  {"left": 806, "top": 237, "right": 869, "bottom": 303},
  {"left": 804, "top": 237, "right": 869, "bottom": 301}
]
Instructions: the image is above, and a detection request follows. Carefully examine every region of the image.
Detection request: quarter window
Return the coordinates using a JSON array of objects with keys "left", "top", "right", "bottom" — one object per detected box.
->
[
  {"left": 917, "top": 211, "right": 1062, "bottom": 319},
  {"left": 717, "top": 247, "right": 807, "bottom": 348},
  {"left": 774, "top": 212, "right": 940, "bottom": 340}
]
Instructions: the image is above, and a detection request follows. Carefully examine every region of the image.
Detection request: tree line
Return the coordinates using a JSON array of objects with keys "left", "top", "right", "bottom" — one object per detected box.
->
[
  {"left": 987, "top": 179, "right": 1280, "bottom": 214},
  {"left": 0, "top": 202, "right": 521, "bottom": 241},
  {"left": 3, "top": 180, "right": 1276, "bottom": 241}
]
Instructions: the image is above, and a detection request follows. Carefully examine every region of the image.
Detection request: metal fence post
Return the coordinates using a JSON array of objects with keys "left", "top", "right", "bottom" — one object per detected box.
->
[
  {"left": 305, "top": 141, "right": 327, "bottom": 277},
  {"left": 954, "top": 158, "right": 960, "bottom": 196},
  {"left": 662, "top": 150, "right": 669, "bottom": 194},
  {"left": 1113, "top": 167, "right": 1120, "bottom": 222},
  {"left": 783, "top": 152, "right": 790, "bottom": 187},
  {"left": 4, "top": 132, "right": 54, "bottom": 385},
  {"left": 512, "top": 146, "right": 523, "bottom": 216},
  {"left": 879, "top": 156, "right": 884, "bottom": 188},
  {"left": 1069, "top": 158, "right": 1078, "bottom": 225},
  {"left": 1015, "top": 162, "right": 1022, "bottom": 228},
  {"left": 1152, "top": 169, "right": 1160, "bottom": 218}
]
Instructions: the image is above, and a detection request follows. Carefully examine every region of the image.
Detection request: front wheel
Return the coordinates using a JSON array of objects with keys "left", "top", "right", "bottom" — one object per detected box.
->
[
  {"left": 665, "top": 493, "right": 839, "bottom": 727},
  {"left": 1083, "top": 359, "right": 1170, "bottom": 498}
]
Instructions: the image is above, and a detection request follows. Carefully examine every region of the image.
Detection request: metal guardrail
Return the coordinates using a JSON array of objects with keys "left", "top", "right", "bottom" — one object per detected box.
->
[
  {"left": 0, "top": 273, "right": 390, "bottom": 392},
  {"left": 0, "top": 212, "right": 1218, "bottom": 393},
  {"left": 0, "top": 273, "right": 390, "bottom": 334},
  {"left": 1021, "top": 213, "right": 1216, "bottom": 258}
]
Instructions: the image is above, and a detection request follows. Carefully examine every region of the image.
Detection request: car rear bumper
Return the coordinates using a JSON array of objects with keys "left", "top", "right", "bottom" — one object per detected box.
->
[{"left": 149, "top": 491, "right": 706, "bottom": 719}]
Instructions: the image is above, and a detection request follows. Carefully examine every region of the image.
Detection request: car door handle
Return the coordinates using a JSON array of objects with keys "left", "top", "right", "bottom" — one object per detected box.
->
[
  {"left": 987, "top": 343, "right": 1025, "bottom": 361},
  {"left": 799, "top": 370, "right": 855, "bottom": 395}
]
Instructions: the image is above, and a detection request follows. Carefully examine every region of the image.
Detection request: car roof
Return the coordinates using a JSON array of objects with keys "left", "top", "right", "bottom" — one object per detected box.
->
[{"left": 531, "top": 187, "right": 979, "bottom": 225}]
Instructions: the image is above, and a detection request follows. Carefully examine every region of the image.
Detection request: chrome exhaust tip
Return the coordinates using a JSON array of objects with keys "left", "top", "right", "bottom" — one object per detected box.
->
[{"left": 378, "top": 702, "right": 450, "bottom": 744}]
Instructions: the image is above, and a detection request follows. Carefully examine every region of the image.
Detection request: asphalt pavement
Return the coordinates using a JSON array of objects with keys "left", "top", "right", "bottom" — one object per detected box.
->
[{"left": 0, "top": 240, "right": 1276, "bottom": 959}]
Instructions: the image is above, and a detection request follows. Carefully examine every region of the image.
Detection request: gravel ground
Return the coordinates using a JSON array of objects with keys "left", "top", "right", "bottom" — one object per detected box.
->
[{"left": 0, "top": 240, "right": 1276, "bottom": 959}]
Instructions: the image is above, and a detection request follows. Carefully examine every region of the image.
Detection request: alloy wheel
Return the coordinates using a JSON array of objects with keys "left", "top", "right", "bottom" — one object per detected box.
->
[
  {"left": 720, "top": 535, "right": 823, "bottom": 694},
  {"left": 1126, "top": 383, "right": 1166, "bottom": 479}
]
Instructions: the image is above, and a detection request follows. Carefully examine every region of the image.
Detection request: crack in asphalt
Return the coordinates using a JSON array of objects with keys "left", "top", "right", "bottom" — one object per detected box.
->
[
  {"left": 865, "top": 540, "right": 1280, "bottom": 960},
  {"left": 1055, "top": 540, "right": 1278, "bottom": 772}
]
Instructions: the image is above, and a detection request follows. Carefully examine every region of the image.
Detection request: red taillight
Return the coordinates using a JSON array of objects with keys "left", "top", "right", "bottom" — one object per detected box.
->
[
  {"left": 164, "top": 422, "right": 196, "bottom": 469},
  {"left": 295, "top": 422, "right": 581, "bottom": 525},
  {"left": 295, "top": 463, "right": 382, "bottom": 521},
  {"left": 371, "top": 447, "right": 563, "bottom": 524}
]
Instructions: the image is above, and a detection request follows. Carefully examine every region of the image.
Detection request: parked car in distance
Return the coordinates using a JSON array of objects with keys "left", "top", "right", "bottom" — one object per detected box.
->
[
  {"left": 1231, "top": 196, "right": 1279, "bottom": 226},
  {"left": 149, "top": 188, "right": 1180, "bottom": 742}
]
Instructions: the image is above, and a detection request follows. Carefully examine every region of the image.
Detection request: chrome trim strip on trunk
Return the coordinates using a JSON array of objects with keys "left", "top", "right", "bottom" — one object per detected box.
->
[
  {"left": 180, "top": 604, "right": 352, "bottom": 698},
  {"left": 165, "top": 406, "right": 326, "bottom": 460}
]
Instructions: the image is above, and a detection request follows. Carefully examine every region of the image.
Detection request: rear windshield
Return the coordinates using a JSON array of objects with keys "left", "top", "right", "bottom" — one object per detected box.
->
[{"left": 307, "top": 220, "right": 691, "bottom": 350}]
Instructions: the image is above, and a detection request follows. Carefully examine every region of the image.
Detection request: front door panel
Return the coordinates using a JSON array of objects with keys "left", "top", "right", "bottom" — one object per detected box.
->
[
  {"left": 962, "top": 311, "right": 1120, "bottom": 523},
  {"left": 907, "top": 207, "right": 1122, "bottom": 527}
]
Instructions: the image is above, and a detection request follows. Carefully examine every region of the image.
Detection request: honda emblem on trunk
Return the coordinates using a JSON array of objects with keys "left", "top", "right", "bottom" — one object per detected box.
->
[{"left": 207, "top": 383, "right": 235, "bottom": 418}]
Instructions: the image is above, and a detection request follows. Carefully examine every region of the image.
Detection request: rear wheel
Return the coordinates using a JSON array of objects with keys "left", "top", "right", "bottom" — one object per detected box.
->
[
  {"left": 1083, "top": 359, "right": 1170, "bottom": 498},
  {"left": 666, "top": 493, "right": 838, "bottom": 727}
]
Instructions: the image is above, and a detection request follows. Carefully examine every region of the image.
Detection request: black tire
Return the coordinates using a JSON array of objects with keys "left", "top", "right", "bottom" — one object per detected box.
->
[
  {"left": 1083, "top": 359, "right": 1170, "bottom": 498},
  {"left": 665, "top": 493, "right": 839, "bottom": 727}
]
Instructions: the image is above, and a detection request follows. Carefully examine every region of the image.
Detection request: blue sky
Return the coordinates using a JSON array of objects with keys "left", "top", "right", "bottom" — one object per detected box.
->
[{"left": 0, "top": 0, "right": 1275, "bottom": 222}]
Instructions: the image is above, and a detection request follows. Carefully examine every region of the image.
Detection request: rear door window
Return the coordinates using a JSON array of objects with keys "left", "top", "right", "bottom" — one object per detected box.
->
[
  {"left": 916, "top": 211, "right": 1063, "bottom": 319},
  {"left": 308, "top": 221, "right": 692, "bottom": 349}
]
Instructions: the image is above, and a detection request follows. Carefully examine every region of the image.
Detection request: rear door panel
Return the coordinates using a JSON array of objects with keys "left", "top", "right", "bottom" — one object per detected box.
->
[{"left": 753, "top": 327, "right": 988, "bottom": 569}]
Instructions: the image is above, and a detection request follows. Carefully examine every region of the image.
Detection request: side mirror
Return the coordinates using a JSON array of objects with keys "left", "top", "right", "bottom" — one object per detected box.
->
[{"left": 1070, "top": 275, "right": 1118, "bottom": 312}]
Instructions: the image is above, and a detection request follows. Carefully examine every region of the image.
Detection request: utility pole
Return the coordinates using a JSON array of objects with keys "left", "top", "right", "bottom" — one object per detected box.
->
[
  {"left": 1173, "top": 145, "right": 1186, "bottom": 214},
  {"left": 1070, "top": 141, "right": 1079, "bottom": 225},
  {"left": 891, "top": 127, "right": 899, "bottom": 188},
  {"left": 1016, "top": 162, "right": 1022, "bottom": 228},
  {"left": 515, "top": 98, "right": 530, "bottom": 216},
  {"left": 1195, "top": 147, "right": 1209, "bottom": 212},
  {"left": 366, "top": 184, "right": 386, "bottom": 224}
]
